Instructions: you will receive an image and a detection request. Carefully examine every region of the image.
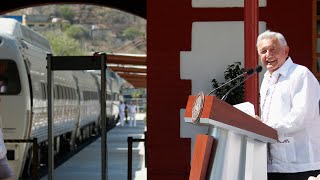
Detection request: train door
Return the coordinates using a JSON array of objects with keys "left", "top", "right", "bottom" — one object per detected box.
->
[{"left": 0, "top": 58, "right": 32, "bottom": 178}]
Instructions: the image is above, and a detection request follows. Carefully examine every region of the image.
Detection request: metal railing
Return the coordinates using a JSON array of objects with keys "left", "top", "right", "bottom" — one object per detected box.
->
[
  {"left": 5, "top": 138, "right": 38, "bottom": 180},
  {"left": 127, "top": 132, "right": 146, "bottom": 180}
]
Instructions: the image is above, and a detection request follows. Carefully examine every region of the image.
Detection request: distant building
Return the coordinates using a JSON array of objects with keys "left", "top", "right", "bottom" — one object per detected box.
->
[
  {"left": 22, "top": 14, "right": 51, "bottom": 31},
  {"left": 1, "top": 14, "right": 70, "bottom": 32},
  {"left": 1, "top": 15, "right": 23, "bottom": 22},
  {"left": 90, "top": 24, "right": 114, "bottom": 39}
]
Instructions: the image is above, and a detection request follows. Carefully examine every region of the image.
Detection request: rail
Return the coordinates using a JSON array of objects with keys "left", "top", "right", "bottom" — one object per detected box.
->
[
  {"left": 4, "top": 138, "right": 38, "bottom": 180},
  {"left": 127, "top": 131, "right": 146, "bottom": 180}
]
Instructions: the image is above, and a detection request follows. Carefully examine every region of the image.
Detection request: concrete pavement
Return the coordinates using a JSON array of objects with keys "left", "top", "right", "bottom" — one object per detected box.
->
[{"left": 40, "top": 113, "right": 147, "bottom": 180}]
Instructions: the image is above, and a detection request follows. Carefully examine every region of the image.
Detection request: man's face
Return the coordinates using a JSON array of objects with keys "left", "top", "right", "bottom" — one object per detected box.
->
[{"left": 257, "top": 37, "right": 289, "bottom": 74}]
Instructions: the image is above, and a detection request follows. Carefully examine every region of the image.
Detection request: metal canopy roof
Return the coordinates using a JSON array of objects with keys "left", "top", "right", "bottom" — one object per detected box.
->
[{"left": 107, "top": 53, "right": 146, "bottom": 88}]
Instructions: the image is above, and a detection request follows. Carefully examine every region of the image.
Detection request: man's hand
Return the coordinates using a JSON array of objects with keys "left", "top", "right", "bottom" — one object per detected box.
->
[{"left": 252, "top": 115, "right": 261, "bottom": 121}]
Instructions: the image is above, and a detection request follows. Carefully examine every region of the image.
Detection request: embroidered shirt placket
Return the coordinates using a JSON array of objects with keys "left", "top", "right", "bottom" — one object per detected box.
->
[
  {"left": 262, "top": 74, "right": 281, "bottom": 164},
  {"left": 262, "top": 74, "right": 281, "bottom": 123}
]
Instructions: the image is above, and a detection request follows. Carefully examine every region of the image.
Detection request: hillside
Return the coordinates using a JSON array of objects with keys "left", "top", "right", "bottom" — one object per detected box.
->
[{"left": 6, "top": 4, "right": 146, "bottom": 55}]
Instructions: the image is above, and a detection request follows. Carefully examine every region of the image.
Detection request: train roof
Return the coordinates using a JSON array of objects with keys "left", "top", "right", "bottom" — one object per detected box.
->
[
  {"left": 0, "top": 18, "right": 51, "bottom": 52},
  {"left": 89, "top": 69, "right": 133, "bottom": 89},
  {"left": 114, "top": 73, "right": 133, "bottom": 89}
]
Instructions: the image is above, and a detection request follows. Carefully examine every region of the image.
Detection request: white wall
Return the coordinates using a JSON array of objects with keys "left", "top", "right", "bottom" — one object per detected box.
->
[{"left": 192, "top": 0, "right": 266, "bottom": 7}]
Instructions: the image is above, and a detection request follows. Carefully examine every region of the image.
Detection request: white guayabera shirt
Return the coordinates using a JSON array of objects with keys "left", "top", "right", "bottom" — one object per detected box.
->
[{"left": 260, "top": 57, "right": 320, "bottom": 173}]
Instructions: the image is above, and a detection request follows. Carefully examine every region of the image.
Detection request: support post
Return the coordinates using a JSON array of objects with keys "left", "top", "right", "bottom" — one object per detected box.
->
[
  {"left": 47, "top": 53, "right": 108, "bottom": 180},
  {"left": 32, "top": 138, "right": 38, "bottom": 180},
  {"left": 100, "top": 53, "right": 107, "bottom": 180},
  {"left": 127, "top": 137, "right": 133, "bottom": 180},
  {"left": 46, "top": 54, "right": 54, "bottom": 180},
  {"left": 244, "top": 0, "right": 259, "bottom": 115}
]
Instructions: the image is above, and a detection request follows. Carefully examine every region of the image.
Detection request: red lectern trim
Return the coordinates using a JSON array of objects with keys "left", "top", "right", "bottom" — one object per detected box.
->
[{"left": 189, "top": 134, "right": 214, "bottom": 180}]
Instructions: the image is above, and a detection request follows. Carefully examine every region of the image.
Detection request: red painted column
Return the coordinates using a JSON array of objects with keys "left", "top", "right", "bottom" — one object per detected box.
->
[{"left": 244, "top": 0, "right": 259, "bottom": 115}]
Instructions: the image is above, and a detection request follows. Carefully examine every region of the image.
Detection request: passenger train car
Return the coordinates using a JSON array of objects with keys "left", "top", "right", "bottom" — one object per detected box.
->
[{"left": 0, "top": 18, "right": 124, "bottom": 179}]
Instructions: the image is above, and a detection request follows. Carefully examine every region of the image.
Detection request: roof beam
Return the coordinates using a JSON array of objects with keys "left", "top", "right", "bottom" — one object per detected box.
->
[
  {"left": 109, "top": 66, "right": 147, "bottom": 73},
  {"left": 117, "top": 73, "right": 146, "bottom": 79},
  {"left": 126, "top": 80, "right": 146, "bottom": 88},
  {"left": 107, "top": 54, "right": 146, "bottom": 65},
  {"left": 118, "top": 74, "right": 146, "bottom": 88}
]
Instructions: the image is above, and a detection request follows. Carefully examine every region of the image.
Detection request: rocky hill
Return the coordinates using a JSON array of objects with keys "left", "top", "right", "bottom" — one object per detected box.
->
[{"left": 6, "top": 4, "right": 146, "bottom": 55}]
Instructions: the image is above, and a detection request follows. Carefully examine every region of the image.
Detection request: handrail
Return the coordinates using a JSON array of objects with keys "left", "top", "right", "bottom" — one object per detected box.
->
[{"left": 127, "top": 135, "right": 146, "bottom": 180}]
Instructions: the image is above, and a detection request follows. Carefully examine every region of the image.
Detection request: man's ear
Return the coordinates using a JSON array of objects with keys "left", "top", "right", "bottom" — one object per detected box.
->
[{"left": 285, "top": 46, "right": 289, "bottom": 56}]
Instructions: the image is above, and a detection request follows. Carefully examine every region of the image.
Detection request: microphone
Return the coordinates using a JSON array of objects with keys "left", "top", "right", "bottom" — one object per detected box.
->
[
  {"left": 255, "top": 65, "right": 262, "bottom": 73},
  {"left": 207, "top": 67, "right": 254, "bottom": 96},
  {"left": 221, "top": 65, "right": 262, "bottom": 101}
]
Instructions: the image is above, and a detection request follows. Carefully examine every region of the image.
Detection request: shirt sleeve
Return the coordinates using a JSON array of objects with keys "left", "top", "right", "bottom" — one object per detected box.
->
[{"left": 271, "top": 70, "right": 320, "bottom": 134}]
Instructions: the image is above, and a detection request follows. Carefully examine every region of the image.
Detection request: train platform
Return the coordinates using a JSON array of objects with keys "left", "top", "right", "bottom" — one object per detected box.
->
[{"left": 40, "top": 113, "right": 147, "bottom": 180}]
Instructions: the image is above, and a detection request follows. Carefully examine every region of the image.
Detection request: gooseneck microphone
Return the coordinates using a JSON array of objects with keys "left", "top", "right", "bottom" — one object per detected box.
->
[
  {"left": 207, "top": 68, "right": 254, "bottom": 96},
  {"left": 221, "top": 65, "right": 262, "bottom": 101},
  {"left": 255, "top": 65, "right": 262, "bottom": 74}
]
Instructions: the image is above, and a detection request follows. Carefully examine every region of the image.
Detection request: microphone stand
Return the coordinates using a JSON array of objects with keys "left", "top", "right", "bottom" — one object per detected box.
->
[
  {"left": 207, "top": 68, "right": 253, "bottom": 96},
  {"left": 221, "top": 74, "right": 253, "bottom": 101},
  {"left": 221, "top": 65, "right": 262, "bottom": 101}
]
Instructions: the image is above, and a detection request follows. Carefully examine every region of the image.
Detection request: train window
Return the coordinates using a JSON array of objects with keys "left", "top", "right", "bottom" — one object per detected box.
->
[
  {"left": 91, "top": 91, "right": 94, "bottom": 100},
  {"left": 113, "top": 93, "right": 118, "bottom": 101},
  {"left": 0, "top": 60, "right": 21, "bottom": 95},
  {"left": 53, "top": 85, "right": 57, "bottom": 99},
  {"left": 83, "top": 91, "right": 86, "bottom": 101},
  {"left": 59, "top": 86, "right": 62, "bottom": 99},
  {"left": 69, "top": 88, "right": 72, "bottom": 100},
  {"left": 43, "top": 83, "right": 47, "bottom": 100},
  {"left": 56, "top": 85, "right": 60, "bottom": 99},
  {"left": 60, "top": 85, "right": 63, "bottom": 99},
  {"left": 61, "top": 86, "right": 65, "bottom": 99},
  {"left": 69, "top": 88, "right": 73, "bottom": 100},
  {"left": 40, "top": 82, "right": 46, "bottom": 100},
  {"left": 107, "top": 93, "right": 112, "bottom": 100},
  {"left": 64, "top": 87, "right": 68, "bottom": 100},
  {"left": 66, "top": 87, "right": 69, "bottom": 99},
  {"left": 70, "top": 88, "right": 73, "bottom": 100},
  {"left": 72, "top": 89, "right": 76, "bottom": 100},
  {"left": 62, "top": 86, "right": 66, "bottom": 100},
  {"left": 59, "top": 85, "right": 63, "bottom": 99}
]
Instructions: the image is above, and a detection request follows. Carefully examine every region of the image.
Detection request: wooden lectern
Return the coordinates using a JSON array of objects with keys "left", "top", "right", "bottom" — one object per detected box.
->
[{"left": 184, "top": 95, "right": 278, "bottom": 180}]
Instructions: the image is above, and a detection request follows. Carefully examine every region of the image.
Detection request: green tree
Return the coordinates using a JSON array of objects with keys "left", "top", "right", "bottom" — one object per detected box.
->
[
  {"left": 57, "top": 6, "right": 76, "bottom": 23},
  {"left": 42, "top": 30, "right": 85, "bottom": 56},
  {"left": 66, "top": 25, "right": 89, "bottom": 40},
  {"left": 122, "top": 27, "right": 144, "bottom": 40}
]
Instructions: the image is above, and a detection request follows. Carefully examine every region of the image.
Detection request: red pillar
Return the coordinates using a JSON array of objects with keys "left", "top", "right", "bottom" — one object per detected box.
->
[{"left": 244, "top": 0, "right": 259, "bottom": 115}]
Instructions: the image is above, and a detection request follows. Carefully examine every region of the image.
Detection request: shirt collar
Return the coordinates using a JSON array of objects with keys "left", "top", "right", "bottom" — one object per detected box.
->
[{"left": 264, "top": 57, "right": 293, "bottom": 78}]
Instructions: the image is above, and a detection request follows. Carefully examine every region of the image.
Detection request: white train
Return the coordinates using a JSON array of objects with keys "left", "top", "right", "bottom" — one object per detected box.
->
[{"left": 0, "top": 18, "right": 125, "bottom": 179}]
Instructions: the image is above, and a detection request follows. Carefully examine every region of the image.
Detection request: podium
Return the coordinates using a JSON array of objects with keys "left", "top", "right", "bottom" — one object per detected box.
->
[{"left": 184, "top": 95, "right": 278, "bottom": 180}]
